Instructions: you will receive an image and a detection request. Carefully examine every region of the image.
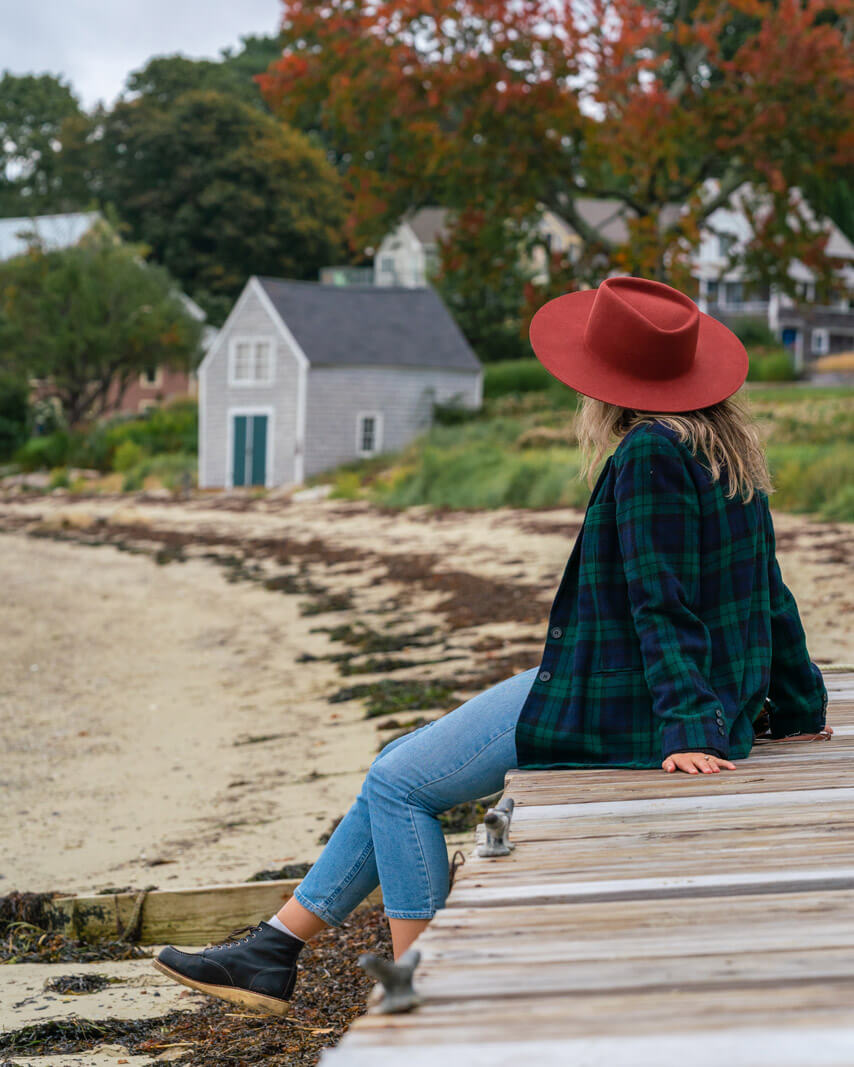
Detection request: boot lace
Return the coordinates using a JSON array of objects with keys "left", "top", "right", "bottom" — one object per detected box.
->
[{"left": 204, "top": 923, "right": 261, "bottom": 950}]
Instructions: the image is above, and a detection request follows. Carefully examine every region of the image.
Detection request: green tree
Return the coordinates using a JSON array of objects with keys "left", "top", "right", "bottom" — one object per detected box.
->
[
  {"left": 0, "top": 372, "right": 29, "bottom": 459},
  {"left": 125, "top": 35, "right": 284, "bottom": 113},
  {"left": 0, "top": 236, "right": 202, "bottom": 428},
  {"left": 97, "top": 89, "right": 347, "bottom": 322},
  {"left": 0, "top": 71, "right": 93, "bottom": 214}
]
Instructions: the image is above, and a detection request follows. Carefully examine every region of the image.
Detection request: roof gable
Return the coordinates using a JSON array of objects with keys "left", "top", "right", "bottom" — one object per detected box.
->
[{"left": 255, "top": 277, "right": 481, "bottom": 373}]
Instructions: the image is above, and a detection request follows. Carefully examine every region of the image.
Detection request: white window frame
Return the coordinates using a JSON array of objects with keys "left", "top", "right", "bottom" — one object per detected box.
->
[
  {"left": 138, "top": 399, "right": 158, "bottom": 414},
  {"left": 356, "top": 411, "right": 383, "bottom": 457},
  {"left": 811, "top": 328, "right": 830, "bottom": 356},
  {"left": 140, "top": 364, "right": 163, "bottom": 388},
  {"left": 228, "top": 336, "right": 276, "bottom": 387}
]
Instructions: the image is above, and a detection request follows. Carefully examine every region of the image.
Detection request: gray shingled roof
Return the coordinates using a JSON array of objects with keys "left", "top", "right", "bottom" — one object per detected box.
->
[
  {"left": 405, "top": 207, "right": 450, "bottom": 246},
  {"left": 256, "top": 277, "right": 481, "bottom": 372}
]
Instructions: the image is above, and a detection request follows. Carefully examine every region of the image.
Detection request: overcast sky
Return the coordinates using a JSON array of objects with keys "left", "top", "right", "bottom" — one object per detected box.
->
[{"left": 0, "top": 0, "right": 283, "bottom": 109}]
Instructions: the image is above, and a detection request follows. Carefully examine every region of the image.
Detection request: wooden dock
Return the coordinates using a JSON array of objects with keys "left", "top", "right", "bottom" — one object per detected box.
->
[{"left": 322, "top": 670, "right": 854, "bottom": 1066}]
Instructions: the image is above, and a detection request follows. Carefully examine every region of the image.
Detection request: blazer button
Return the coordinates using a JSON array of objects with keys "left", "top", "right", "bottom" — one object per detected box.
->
[
  {"left": 538, "top": 670, "right": 552, "bottom": 682},
  {"left": 550, "top": 626, "right": 563, "bottom": 639},
  {"left": 717, "top": 726, "right": 726, "bottom": 736}
]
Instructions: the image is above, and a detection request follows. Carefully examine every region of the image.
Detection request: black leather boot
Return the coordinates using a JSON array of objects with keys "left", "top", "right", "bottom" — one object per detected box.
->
[{"left": 153, "top": 921, "right": 303, "bottom": 1016}]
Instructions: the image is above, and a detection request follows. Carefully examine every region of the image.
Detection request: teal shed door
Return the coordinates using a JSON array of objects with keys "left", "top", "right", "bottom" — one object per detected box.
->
[{"left": 232, "top": 414, "right": 268, "bottom": 487}]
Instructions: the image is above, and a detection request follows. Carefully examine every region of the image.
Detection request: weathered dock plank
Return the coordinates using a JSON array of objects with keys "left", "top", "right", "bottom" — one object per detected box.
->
[{"left": 321, "top": 671, "right": 854, "bottom": 1065}]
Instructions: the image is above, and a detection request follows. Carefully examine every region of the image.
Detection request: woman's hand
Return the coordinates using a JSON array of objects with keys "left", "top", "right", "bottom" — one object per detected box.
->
[{"left": 662, "top": 752, "right": 737, "bottom": 774}]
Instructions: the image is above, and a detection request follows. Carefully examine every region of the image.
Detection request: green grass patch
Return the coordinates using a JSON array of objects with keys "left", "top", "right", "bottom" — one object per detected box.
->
[
  {"left": 766, "top": 443, "right": 854, "bottom": 521},
  {"left": 120, "top": 451, "right": 196, "bottom": 492},
  {"left": 315, "top": 384, "right": 854, "bottom": 520}
]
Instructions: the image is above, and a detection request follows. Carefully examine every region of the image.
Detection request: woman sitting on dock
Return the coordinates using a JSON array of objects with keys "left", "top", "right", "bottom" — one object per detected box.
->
[{"left": 154, "top": 276, "right": 830, "bottom": 1016}]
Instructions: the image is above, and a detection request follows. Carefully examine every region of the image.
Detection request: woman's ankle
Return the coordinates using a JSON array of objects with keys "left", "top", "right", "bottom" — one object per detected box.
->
[
  {"left": 267, "top": 914, "right": 305, "bottom": 942},
  {"left": 275, "top": 897, "right": 330, "bottom": 941}
]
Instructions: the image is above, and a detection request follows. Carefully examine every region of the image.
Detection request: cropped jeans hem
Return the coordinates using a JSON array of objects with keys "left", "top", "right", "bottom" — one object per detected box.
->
[
  {"left": 291, "top": 885, "right": 347, "bottom": 928},
  {"left": 290, "top": 666, "right": 538, "bottom": 924}
]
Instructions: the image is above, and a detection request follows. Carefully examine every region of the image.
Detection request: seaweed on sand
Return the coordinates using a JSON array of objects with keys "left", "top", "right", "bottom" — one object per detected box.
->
[
  {"left": 328, "top": 678, "right": 459, "bottom": 718},
  {"left": 0, "top": 908, "right": 392, "bottom": 1066},
  {"left": 0, "top": 891, "right": 150, "bottom": 964}
]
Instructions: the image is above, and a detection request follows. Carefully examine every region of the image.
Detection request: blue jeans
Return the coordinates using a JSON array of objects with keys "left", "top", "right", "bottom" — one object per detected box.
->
[{"left": 293, "top": 666, "right": 538, "bottom": 922}]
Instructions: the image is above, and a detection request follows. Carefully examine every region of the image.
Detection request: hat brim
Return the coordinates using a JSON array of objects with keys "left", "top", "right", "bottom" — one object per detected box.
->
[{"left": 529, "top": 289, "right": 749, "bottom": 412}]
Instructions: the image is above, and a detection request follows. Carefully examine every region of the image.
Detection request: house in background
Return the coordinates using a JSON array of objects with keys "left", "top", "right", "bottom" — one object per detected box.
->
[
  {"left": 375, "top": 191, "right": 854, "bottom": 372},
  {"left": 374, "top": 206, "right": 581, "bottom": 289},
  {"left": 374, "top": 207, "right": 450, "bottom": 288},
  {"left": 556, "top": 186, "right": 854, "bottom": 371},
  {"left": 691, "top": 183, "right": 854, "bottom": 371},
  {"left": 0, "top": 211, "right": 218, "bottom": 416},
  {"left": 198, "top": 276, "right": 482, "bottom": 489}
]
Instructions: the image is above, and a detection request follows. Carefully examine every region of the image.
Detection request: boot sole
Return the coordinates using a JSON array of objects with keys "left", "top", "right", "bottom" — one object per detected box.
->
[{"left": 152, "top": 958, "right": 291, "bottom": 1017}]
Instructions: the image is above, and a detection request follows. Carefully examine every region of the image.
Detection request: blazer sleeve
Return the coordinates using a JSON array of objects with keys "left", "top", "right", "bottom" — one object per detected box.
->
[
  {"left": 614, "top": 432, "right": 727, "bottom": 760},
  {"left": 763, "top": 499, "right": 828, "bottom": 736}
]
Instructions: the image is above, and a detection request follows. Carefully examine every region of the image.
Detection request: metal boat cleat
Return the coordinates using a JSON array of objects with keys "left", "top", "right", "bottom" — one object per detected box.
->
[
  {"left": 359, "top": 948, "right": 422, "bottom": 1013},
  {"left": 476, "top": 795, "right": 515, "bottom": 857}
]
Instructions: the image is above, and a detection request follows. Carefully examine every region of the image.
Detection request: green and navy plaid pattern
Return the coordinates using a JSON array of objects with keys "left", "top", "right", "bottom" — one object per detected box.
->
[{"left": 515, "top": 421, "right": 828, "bottom": 769}]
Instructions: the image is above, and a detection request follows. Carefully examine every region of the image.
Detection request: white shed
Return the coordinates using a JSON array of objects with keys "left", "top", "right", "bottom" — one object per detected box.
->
[{"left": 198, "top": 276, "right": 482, "bottom": 489}]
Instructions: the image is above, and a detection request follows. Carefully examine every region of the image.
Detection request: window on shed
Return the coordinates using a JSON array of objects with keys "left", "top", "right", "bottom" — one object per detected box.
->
[
  {"left": 233, "top": 342, "right": 253, "bottom": 381},
  {"left": 253, "top": 341, "right": 272, "bottom": 382},
  {"left": 357, "top": 412, "right": 382, "bottom": 456},
  {"left": 231, "top": 339, "right": 274, "bottom": 384}
]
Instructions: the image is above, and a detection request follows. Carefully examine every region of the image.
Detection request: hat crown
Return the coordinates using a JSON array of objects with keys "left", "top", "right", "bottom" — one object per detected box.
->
[{"left": 583, "top": 277, "right": 699, "bottom": 380}]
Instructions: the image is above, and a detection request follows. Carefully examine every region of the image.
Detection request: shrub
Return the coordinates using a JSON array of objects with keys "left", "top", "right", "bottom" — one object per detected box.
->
[
  {"left": 733, "top": 318, "right": 778, "bottom": 348},
  {"left": 819, "top": 484, "right": 854, "bottom": 522},
  {"left": 330, "top": 471, "right": 364, "bottom": 500},
  {"left": 433, "top": 398, "right": 480, "bottom": 425},
  {"left": 484, "top": 359, "right": 558, "bottom": 398},
  {"left": 13, "top": 431, "right": 72, "bottom": 471},
  {"left": 756, "top": 350, "right": 797, "bottom": 382},
  {"left": 0, "top": 374, "right": 29, "bottom": 460},
  {"left": 120, "top": 451, "right": 197, "bottom": 492},
  {"left": 112, "top": 439, "right": 147, "bottom": 472},
  {"left": 48, "top": 466, "right": 70, "bottom": 489}
]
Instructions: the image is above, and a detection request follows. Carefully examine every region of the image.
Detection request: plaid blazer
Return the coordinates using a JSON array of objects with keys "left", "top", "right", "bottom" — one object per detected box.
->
[{"left": 515, "top": 420, "right": 828, "bottom": 769}]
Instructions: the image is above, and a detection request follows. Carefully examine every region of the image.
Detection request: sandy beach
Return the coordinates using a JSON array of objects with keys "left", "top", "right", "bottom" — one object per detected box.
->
[{"left": 1, "top": 490, "right": 851, "bottom": 897}]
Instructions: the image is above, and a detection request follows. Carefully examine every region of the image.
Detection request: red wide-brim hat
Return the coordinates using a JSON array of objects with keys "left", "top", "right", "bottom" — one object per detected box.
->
[{"left": 529, "top": 276, "right": 749, "bottom": 412}]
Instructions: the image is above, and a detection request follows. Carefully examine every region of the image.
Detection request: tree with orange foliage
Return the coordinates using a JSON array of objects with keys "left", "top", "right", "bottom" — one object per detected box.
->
[{"left": 259, "top": 0, "right": 853, "bottom": 354}]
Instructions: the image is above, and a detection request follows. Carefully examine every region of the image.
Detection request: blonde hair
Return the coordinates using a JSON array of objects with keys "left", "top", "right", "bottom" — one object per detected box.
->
[{"left": 575, "top": 392, "right": 774, "bottom": 503}]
